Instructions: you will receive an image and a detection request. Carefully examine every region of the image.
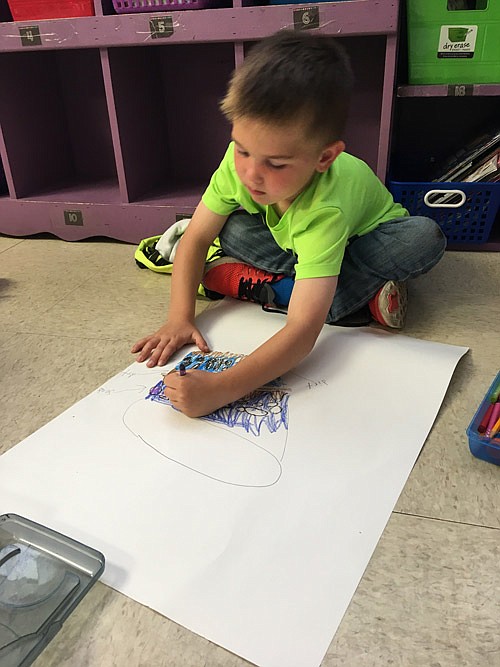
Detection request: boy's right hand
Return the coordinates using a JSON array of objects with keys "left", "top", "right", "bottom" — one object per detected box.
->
[{"left": 131, "top": 320, "right": 210, "bottom": 368}]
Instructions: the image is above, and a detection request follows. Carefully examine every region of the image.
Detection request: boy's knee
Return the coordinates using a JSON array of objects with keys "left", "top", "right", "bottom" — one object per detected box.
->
[
  {"left": 422, "top": 217, "right": 447, "bottom": 256},
  {"left": 219, "top": 211, "right": 260, "bottom": 244},
  {"left": 406, "top": 216, "right": 447, "bottom": 256}
]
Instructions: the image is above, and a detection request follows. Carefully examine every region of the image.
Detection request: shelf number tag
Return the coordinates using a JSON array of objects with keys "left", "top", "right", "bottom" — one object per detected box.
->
[
  {"left": 150, "top": 16, "right": 174, "bottom": 39},
  {"left": 293, "top": 7, "right": 319, "bottom": 30},
  {"left": 447, "top": 84, "right": 473, "bottom": 97},
  {"left": 19, "top": 25, "right": 42, "bottom": 47},
  {"left": 64, "top": 210, "right": 83, "bottom": 226}
]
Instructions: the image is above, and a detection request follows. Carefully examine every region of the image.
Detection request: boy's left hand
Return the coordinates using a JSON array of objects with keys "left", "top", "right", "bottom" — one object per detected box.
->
[{"left": 163, "top": 369, "right": 230, "bottom": 418}]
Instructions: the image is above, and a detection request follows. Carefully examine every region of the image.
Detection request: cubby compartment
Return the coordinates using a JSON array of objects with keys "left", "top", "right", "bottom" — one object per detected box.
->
[
  {"left": 99, "top": 0, "right": 116, "bottom": 15},
  {"left": 0, "top": 48, "right": 118, "bottom": 203},
  {"left": 110, "top": 0, "right": 231, "bottom": 13},
  {"left": 389, "top": 95, "right": 500, "bottom": 246},
  {"left": 390, "top": 96, "right": 498, "bottom": 182},
  {"left": 107, "top": 42, "right": 234, "bottom": 205},
  {"left": 0, "top": 157, "right": 7, "bottom": 195},
  {"left": 341, "top": 36, "right": 387, "bottom": 175},
  {"left": 0, "top": 1, "right": 12, "bottom": 21}
]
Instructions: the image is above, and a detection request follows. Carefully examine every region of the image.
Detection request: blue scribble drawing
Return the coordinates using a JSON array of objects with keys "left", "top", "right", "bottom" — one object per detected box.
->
[
  {"left": 175, "top": 350, "right": 245, "bottom": 373},
  {"left": 210, "top": 384, "right": 289, "bottom": 437},
  {"left": 147, "top": 379, "right": 167, "bottom": 402},
  {"left": 146, "top": 351, "right": 289, "bottom": 437}
]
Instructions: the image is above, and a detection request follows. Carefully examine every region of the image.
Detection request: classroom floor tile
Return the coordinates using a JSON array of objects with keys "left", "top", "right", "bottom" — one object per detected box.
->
[
  {"left": 395, "top": 352, "right": 500, "bottom": 528},
  {"left": 1, "top": 235, "right": 499, "bottom": 667},
  {"left": 0, "top": 235, "right": 23, "bottom": 252},
  {"left": 0, "top": 236, "right": 213, "bottom": 340},
  {"left": 0, "top": 237, "right": 108, "bottom": 330},
  {"left": 410, "top": 249, "right": 499, "bottom": 297},
  {"left": 397, "top": 254, "right": 500, "bottom": 528},
  {"left": 326, "top": 513, "right": 500, "bottom": 667},
  {"left": 0, "top": 332, "right": 132, "bottom": 454},
  {"left": 0, "top": 328, "right": 16, "bottom": 349}
]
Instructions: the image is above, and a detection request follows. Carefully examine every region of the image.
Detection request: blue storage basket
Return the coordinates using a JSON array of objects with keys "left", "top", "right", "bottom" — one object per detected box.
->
[{"left": 388, "top": 180, "right": 500, "bottom": 244}]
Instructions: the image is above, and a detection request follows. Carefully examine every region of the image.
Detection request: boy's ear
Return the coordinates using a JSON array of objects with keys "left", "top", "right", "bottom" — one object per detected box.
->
[{"left": 316, "top": 140, "right": 345, "bottom": 173}]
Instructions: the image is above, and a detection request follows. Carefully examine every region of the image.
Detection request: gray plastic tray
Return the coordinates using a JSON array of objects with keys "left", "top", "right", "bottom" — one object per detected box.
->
[{"left": 0, "top": 514, "right": 105, "bottom": 667}]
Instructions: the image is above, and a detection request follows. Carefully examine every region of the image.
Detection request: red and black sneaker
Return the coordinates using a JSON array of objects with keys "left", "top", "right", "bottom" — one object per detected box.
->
[
  {"left": 368, "top": 280, "right": 408, "bottom": 329},
  {"left": 202, "top": 258, "right": 283, "bottom": 307}
]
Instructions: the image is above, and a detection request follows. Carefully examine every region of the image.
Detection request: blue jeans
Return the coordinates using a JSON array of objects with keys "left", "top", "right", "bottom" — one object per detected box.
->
[{"left": 218, "top": 212, "right": 446, "bottom": 324}]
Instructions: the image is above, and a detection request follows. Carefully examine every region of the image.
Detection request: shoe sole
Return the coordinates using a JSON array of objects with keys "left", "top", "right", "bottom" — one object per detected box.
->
[{"left": 371, "top": 280, "right": 408, "bottom": 329}]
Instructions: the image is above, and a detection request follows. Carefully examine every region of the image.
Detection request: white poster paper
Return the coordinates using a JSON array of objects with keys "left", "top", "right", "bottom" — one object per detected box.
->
[{"left": 0, "top": 301, "right": 468, "bottom": 667}]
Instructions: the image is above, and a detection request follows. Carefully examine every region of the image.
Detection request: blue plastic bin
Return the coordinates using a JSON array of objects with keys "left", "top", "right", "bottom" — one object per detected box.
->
[
  {"left": 388, "top": 180, "right": 500, "bottom": 244},
  {"left": 467, "top": 371, "right": 500, "bottom": 466}
]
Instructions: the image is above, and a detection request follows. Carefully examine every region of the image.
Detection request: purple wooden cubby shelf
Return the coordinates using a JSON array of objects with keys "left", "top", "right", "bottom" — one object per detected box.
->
[{"left": 0, "top": 0, "right": 399, "bottom": 243}]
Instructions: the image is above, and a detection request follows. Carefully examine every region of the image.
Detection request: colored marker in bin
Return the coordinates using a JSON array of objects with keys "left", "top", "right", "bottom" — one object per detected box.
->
[
  {"left": 478, "top": 403, "right": 494, "bottom": 434},
  {"left": 490, "top": 379, "right": 500, "bottom": 404},
  {"left": 485, "top": 402, "right": 500, "bottom": 439},
  {"left": 489, "top": 417, "right": 500, "bottom": 441}
]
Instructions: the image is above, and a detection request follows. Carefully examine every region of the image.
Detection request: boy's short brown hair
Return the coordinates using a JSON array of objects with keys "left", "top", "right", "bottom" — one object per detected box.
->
[{"left": 220, "top": 30, "right": 354, "bottom": 145}]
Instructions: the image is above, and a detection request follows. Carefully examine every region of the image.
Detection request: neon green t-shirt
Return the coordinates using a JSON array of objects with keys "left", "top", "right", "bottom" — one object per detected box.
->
[{"left": 202, "top": 143, "right": 409, "bottom": 279}]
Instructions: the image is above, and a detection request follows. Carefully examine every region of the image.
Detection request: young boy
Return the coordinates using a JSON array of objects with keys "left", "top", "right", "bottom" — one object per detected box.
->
[{"left": 132, "top": 30, "right": 446, "bottom": 417}]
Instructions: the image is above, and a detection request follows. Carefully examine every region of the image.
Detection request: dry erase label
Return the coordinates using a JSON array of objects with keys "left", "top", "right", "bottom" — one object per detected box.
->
[
  {"left": 293, "top": 7, "right": 319, "bottom": 31},
  {"left": 64, "top": 210, "right": 83, "bottom": 226},
  {"left": 150, "top": 16, "right": 174, "bottom": 39},
  {"left": 447, "top": 84, "right": 473, "bottom": 96},
  {"left": 438, "top": 25, "right": 477, "bottom": 58},
  {"left": 19, "top": 26, "right": 42, "bottom": 47}
]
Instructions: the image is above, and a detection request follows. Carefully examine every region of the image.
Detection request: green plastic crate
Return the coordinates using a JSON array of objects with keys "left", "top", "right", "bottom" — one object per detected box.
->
[{"left": 407, "top": 0, "right": 500, "bottom": 84}]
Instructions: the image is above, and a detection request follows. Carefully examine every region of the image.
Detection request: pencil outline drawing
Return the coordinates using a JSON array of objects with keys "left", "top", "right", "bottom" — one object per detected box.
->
[{"left": 121, "top": 351, "right": 291, "bottom": 488}]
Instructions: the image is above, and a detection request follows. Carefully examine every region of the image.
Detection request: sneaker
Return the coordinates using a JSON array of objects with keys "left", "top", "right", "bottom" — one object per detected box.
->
[
  {"left": 329, "top": 305, "right": 371, "bottom": 327},
  {"left": 202, "top": 258, "right": 282, "bottom": 307},
  {"left": 368, "top": 280, "right": 408, "bottom": 329}
]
